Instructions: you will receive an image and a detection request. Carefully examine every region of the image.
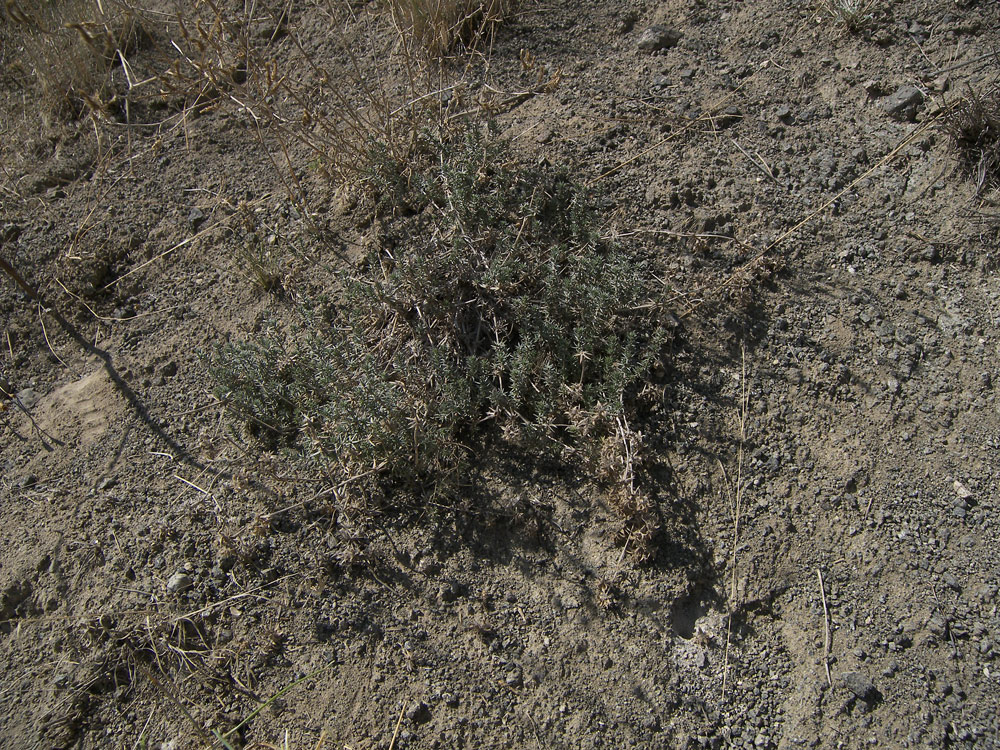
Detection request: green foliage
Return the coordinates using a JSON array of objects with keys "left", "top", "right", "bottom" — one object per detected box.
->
[{"left": 212, "top": 128, "right": 666, "bottom": 504}]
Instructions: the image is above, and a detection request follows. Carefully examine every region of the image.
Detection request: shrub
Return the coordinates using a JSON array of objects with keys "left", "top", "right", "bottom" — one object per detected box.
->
[
  {"left": 944, "top": 85, "right": 1000, "bottom": 193},
  {"left": 212, "top": 127, "right": 666, "bottom": 507}
]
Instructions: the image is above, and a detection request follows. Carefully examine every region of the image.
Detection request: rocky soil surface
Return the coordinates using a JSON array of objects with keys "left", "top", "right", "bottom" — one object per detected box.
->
[{"left": 2, "top": 0, "right": 999, "bottom": 748}]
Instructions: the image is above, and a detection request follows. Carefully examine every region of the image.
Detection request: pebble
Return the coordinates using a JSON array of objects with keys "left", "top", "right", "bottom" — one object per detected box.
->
[
  {"left": 927, "top": 615, "right": 948, "bottom": 637},
  {"left": 166, "top": 572, "right": 193, "bottom": 593},
  {"left": 637, "top": 25, "right": 681, "bottom": 52},
  {"left": 618, "top": 11, "right": 638, "bottom": 34},
  {"left": 0, "top": 222, "right": 22, "bottom": 242},
  {"left": 188, "top": 207, "right": 207, "bottom": 232},
  {"left": 840, "top": 670, "right": 878, "bottom": 704},
  {"left": 881, "top": 85, "right": 924, "bottom": 122},
  {"left": 437, "top": 581, "right": 462, "bottom": 604},
  {"left": 16, "top": 388, "right": 40, "bottom": 409},
  {"left": 406, "top": 700, "right": 431, "bottom": 725}
]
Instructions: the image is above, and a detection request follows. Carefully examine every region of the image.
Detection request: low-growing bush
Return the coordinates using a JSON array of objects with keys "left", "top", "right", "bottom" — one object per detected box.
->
[
  {"left": 944, "top": 85, "right": 1000, "bottom": 193},
  {"left": 212, "top": 127, "right": 667, "bottom": 509}
]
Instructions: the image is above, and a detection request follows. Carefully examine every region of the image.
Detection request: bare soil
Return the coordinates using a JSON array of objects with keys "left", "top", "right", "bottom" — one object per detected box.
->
[{"left": 2, "top": 0, "right": 1000, "bottom": 748}]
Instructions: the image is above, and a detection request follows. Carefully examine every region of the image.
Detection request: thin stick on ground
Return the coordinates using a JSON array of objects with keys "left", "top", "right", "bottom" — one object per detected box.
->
[
  {"left": 387, "top": 702, "right": 407, "bottom": 750},
  {"left": 817, "top": 568, "right": 833, "bottom": 687}
]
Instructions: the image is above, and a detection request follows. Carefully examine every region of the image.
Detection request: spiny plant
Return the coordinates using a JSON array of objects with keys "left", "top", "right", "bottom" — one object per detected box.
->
[
  {"left": 944, "top": 85, "right": 1000, "bottom": 194},
  {"left": 212, "top": 126, "right": 668, "bottom": 511},
  {"left": 821, "top": 0, "right": 879, "bottom": 33}
]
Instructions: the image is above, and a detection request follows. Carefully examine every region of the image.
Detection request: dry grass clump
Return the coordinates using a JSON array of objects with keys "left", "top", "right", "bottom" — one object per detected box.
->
[
  {"left": 1, "top": 0, "right": 149, "bottom": 121},
  {"left": 389, "top": 0, "right": 517, "bottom": 56},
  {"left": 944, "top": 85, "right": 1000, "bottom": 193},
  {"left": 820, "top": 0, "right": 880, "bottom": 32}
]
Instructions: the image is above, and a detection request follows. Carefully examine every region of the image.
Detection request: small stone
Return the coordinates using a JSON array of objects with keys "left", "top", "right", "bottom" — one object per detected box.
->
[
  {"left": 716, "top": 106, "right": 743, "bottom": 129},
  {"left": 96, "top": 476, "right": 118, "bottom": 491},
  {"left": 405, "top": 700, "right": 431, "bottom": 725},
  {"left": 953, "top": 480, "right": 973, "bottom": 500},
  {"left": 863, "top": 79, "right": 884, "bottom": 98},
  {"left": 927, "top": 614, "right": 948, "bottom": 637},
  {"left": 775, "top": 105, "right": 793, "bottom": 124},
  {"left": 637, "top": 25, "right": 681, "bottom": 52},
  {"left": 160, "top": 361, "right": 178, "bottom": 378},
  {"left": 505, "top": 668, "right": 524, "bottom": 688},
  {"left": 166, "top": 572, "right": 193, "bottom": 593},
  {"left": 881, "top": 85, "right": 924, "bottom": 122},
  {"left": 0, "top": 222, "right": 22, "bottom": 242},
  {"left": 188, "top": 207, "right": 207, "bottom": 232},
  {"left": 437, "top": 581, "right": 462, "bottom": 604},
  {"left": 841, "top": 671, "right": 878, "bottom": 704},
  {"left": 943, "top": 572, "right": 961, "bottom": 592},
  {"left": 16, "top": 388, "right": 40, "bottom": 409},
  {"left": 618, "top": 11, "right": 638, "bottom": 34}
]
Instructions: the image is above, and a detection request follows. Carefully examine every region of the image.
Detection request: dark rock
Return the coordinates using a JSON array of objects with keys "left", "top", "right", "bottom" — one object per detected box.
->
[
  {"left": 166, "top": 572, "right": 193, "bottom": 593},
  {"left": 406, "top": 700, "right": 431, "bottom": 725},
  {"left": 776, "top": 105, "right": 794, "bottom": 124},
  {"left": 715, "top": 106, "right": 743, "bottom": 129},
  {"left": 882, "top": 86, "right": 924, "bottom": 122},
  {"left": 188, "top": 207, "right": 207, "bottom": 232},
  {"left": 619, "top": 11, "right": 638, "bottom": 34},
  {"left": 863, "top": 79, "right": 885, "bottom": 98},
  {"left": 841, "top": 671, "right": 879, "bottom": 704},
  {"left": 1, "top": 580, "right": 32, "bottom": 620},
  {"left": 16, "top": 388, "right": 40, "bottom": 409},
  {"left": 505, "top": 668, "right": 523, "bottom": 688},
  {"left": 160, "top": 361, "right": 178, "bottom": 378},
  {"left": 437, "top": 580, "right": 463, "bottom": 604},
  {"left": 637, "top": 25, "right": 681, "bottom": 52},
  {"left": 1, "top": 223, "right": 22, "bottom": 242}
]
